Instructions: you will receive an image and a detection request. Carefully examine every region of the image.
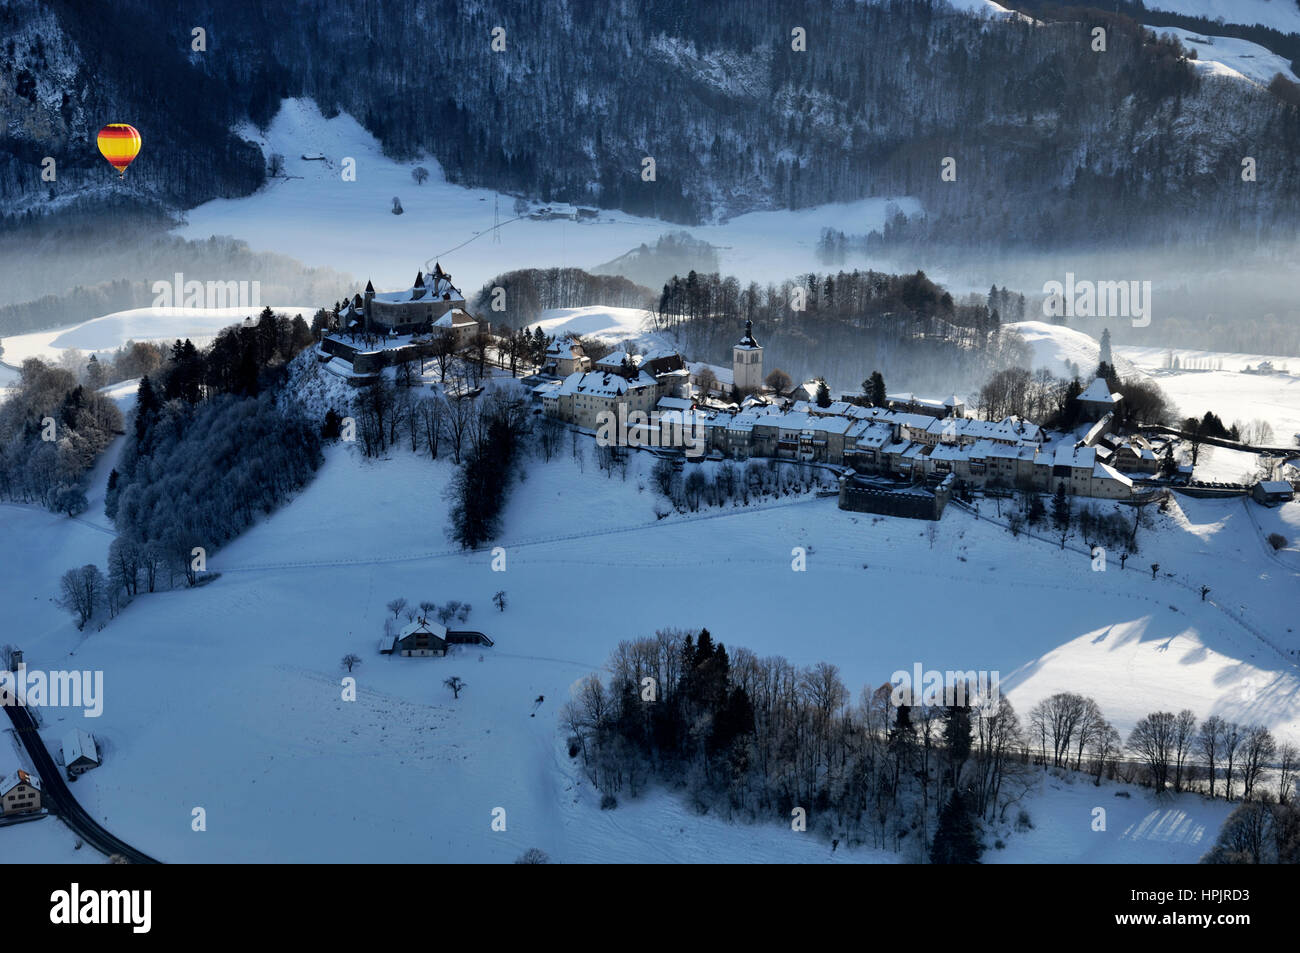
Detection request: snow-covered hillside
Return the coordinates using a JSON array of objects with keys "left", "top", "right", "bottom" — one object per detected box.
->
[
  {"left": 3, "top": 405, "right": 1297, "bottom": 862},
  {"left": 1145, "top": 0, "right": 1300, "bottom": 36},
  {"left": 1006, "top": 320, "right": 1143, "bottom": 380},
  {"left": 1, "top": 306, "right": 317, "bottom": 365},
  {"left": 1148, "top": 26, "right": 1299, "bottom": 84},
  {"left": 177, "top": 99, "right": 922, "bottom": 296}
]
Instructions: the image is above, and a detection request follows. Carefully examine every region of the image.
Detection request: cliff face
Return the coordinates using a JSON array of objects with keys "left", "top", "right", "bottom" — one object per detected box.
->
[{"left": 3, "top": 0, "right": 1298, "bottom": 246}]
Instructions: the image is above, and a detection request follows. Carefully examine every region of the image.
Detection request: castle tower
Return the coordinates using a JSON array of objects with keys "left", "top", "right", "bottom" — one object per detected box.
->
[
  {"left": 363, "top": 279, "right": 376, "bottom": 333},
  {"left": 732, "top": 318, "right": 763, "bottom": 395}
]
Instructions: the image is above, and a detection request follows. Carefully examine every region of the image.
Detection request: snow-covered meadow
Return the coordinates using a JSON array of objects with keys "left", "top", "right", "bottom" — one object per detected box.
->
[
  {"left": 174, "top": 99, "right": 922, "bottom": 296},
  {"left": 2, "top": 382, "right": 1297, "bottom": 862}
]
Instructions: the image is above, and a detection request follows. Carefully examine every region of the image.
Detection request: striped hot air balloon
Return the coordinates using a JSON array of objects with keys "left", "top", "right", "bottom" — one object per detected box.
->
[{"left": 96, "top": 123, "right": 142, "bottom": 177}]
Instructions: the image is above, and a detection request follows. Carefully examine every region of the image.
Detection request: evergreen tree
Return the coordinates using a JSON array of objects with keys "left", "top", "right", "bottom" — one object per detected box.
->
[
  {"left": 1099, "top": 327, "right": 1113, "bottom": 368},
  {"left": 931, "top": 790, "right": 983, "bottom": 864},
  {"left": 85, "top": 354, "right": 106, "bottom": 389},
  {"left": 867, "top": 369, "right": 887, "bottom": 406},
  {"left": 1051, "top": 483, "right": 1071, "bottom": 534},
  {"left": 814, "top": 379, "right": 831, "bottom": 407},
  {"left": 134, "top": 375, "right": 160, "bottom": 441}
]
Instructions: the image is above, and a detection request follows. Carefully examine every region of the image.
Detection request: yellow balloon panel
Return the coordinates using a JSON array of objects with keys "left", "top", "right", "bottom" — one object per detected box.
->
[{"left": 97, "top": 124, "right": 142, "bottom": 176}]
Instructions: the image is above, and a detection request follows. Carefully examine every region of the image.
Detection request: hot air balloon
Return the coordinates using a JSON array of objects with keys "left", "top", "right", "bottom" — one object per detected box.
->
[{"left": 96, "top": 123, "right": 141, "bottom": 177}]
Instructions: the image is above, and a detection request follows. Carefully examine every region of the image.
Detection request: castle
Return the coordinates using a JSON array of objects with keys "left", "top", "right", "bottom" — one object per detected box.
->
[{"left": 338, "top": 263, "right": 477, "bottom": 343}]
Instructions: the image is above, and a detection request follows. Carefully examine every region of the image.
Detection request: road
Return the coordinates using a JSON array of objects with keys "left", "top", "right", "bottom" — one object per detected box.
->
[{"left": 3, "top": 701, "right": 160, "bottom": 864}]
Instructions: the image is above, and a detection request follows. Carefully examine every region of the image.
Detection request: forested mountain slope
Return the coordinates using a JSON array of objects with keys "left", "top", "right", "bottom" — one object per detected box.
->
[{"left": 2, "top": 0, "right": 1298, "bottom": 247}]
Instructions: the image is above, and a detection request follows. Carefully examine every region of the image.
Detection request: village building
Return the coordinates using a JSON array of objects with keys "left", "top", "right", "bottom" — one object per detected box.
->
[
  {"left": 886, "top": 393, "right": 965, "bottom": 419},
  {"left": 61, "top": 729, "right": 100, "bottom": 779},
  {"left": 548, "top": 368, "right": 663, "bottom": 429},
  {"left": 732, "top": 319, "right": 764, "bottom": 395},
  {"left": 387, "top": 619, "right": 449, "bottom": 657},
  {"left": 543, "top": 334, "right": 592, "bottom": 376},
  {"left": 1252, "top": 480, "right": 1295, "bottom": 505},
  {"left": 1077, "top": 377, "right": 1124, "bottom": 422},
  {"left": 0, "top": 770, "right": 41, "bottom": 816}
]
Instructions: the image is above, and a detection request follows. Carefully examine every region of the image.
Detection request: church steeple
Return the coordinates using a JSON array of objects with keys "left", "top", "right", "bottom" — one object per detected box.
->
[
  {"left": 732, "top": 317, "right": 763, "bottom": 396},
  {"left": 738, "top": 318, "right": 758, "bottom": 348}
]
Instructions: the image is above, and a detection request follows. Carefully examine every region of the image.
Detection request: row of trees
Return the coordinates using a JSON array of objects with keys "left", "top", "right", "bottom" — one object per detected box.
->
[
  {"left": 650, "top": 457, "right": 835, "bottom": 513},
  {"left": 447, "top": 386, "right": 530, "bottom": 549},
  {"left": 651, "top": 269, "right": 1033, "bottom": 396},
  {"left": 977, "top": 361, "right": 1174, "bottom": 429},
  {"left": 565, "top": 632, "right": 1297, "bottom": 862},
  {"left": 472, "top": 268, "right": 652, "bottom": 326}
]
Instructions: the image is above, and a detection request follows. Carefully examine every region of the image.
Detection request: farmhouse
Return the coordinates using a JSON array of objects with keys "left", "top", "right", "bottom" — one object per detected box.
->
[
  {"left": 391, "top": 619, "right": 449, "bottom": 657},
  {"left": 1252, "top": 480, "right": 1295, "bottom": 505},
  {"left": 0, "top": 770, "right": 41, "bottom": 815},
  {"left": 380, "top": 619, "right": 496, "bottom": 657},
  {"left": 62, "top": 728, "right": 100, "bottom": 779}
]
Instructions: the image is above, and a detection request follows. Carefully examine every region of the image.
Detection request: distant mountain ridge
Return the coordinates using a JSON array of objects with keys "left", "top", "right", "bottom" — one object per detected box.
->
[{"left": 2, "top": 0, "right": 1298, "bottom": 249}]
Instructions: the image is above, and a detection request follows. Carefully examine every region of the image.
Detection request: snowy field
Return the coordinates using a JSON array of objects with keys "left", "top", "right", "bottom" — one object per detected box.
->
[
  {"left": 1117, "top": 345, "right": 1300, "bottom": 445},
  {"left": 1, "top": 386, "right": 1297, "bottom": 862},
  {"left": 175, "top": 99, "right": 922, "bottom": 296},
  {"left": 1149, "top": 26, "right": 1300, "bottom": 85}
]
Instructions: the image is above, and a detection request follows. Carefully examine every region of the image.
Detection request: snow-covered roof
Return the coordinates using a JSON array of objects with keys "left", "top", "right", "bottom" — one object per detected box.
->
[
  {"left": 1093, "top": 462, "right": 1133, "bottom": 487},
  {"left": 0, "top": 770, "right": 39, "bottom": 795},
  {"left": 689, "top": 362, "right": 734, "bottom": 387},
  {"left": 557, "top": 369, "right": 658, "bottom": 398},
  {"left": 1258, "top": 480, "right": 1294, "bottom": 494},
  {"left": 62, "top": 729, "right": 98, "bottom": 767},
  {"left": 887, "top": 392, "right": 945, "bottom": 410},
  {"left": 639, "top": 345, "right": 681, "bottom": 363},
  {"left": 772, "top": 411, "right": 852, "bottom": 435},
  {"left": 433, "top": 308, "right": 476, "bottom": 328},
  {"left": 1079, "top": 378, "right": 1122, "bottom": 403},
  {"left": 847, "top": 420, "right": 894, "bottom": 449},
  {"left": 399, "top": 618, "right": 448, "bottom": 640},
  {"left": 370, "top": 265, "right": 463, "bottom": 306},
  {"left": 1055, "top": 443, "right": 1098, "bottom": 468},
  {"left": 657, "top": 396, "right": 694, "bottom": 412}
]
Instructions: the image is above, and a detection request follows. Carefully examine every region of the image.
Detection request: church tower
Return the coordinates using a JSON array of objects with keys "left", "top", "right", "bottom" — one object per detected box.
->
[{"left": 732, "top": 318, "right": 763, "bottom": 396}]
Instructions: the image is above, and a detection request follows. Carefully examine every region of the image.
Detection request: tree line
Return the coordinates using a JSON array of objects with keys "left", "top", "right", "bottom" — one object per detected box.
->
[
  {"left": 471, "top": 268, "right": 653, "bottom": 328},
  {"left": 564, "top": 631, "right": 1298, "bottom": 862},
  {"left": 652, "top": 269, "right": 1032, "bottom": 396},
  {"left": 0, "top": 358, "right": 122, "bottom": 516}
]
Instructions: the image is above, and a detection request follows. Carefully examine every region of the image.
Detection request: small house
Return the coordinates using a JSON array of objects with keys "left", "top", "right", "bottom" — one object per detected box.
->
[
  {"left": 62, "top": 729, "right": 100, "bottom": 778},
  {"left": 0, "top": 770, "right": 42, "bottom": 815},
  {"left": 394, "top": 619, "right": 449, "bottom": 657},
  {"left": 1252, "top": 480, "right": 1295, "bottom": 505}
]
